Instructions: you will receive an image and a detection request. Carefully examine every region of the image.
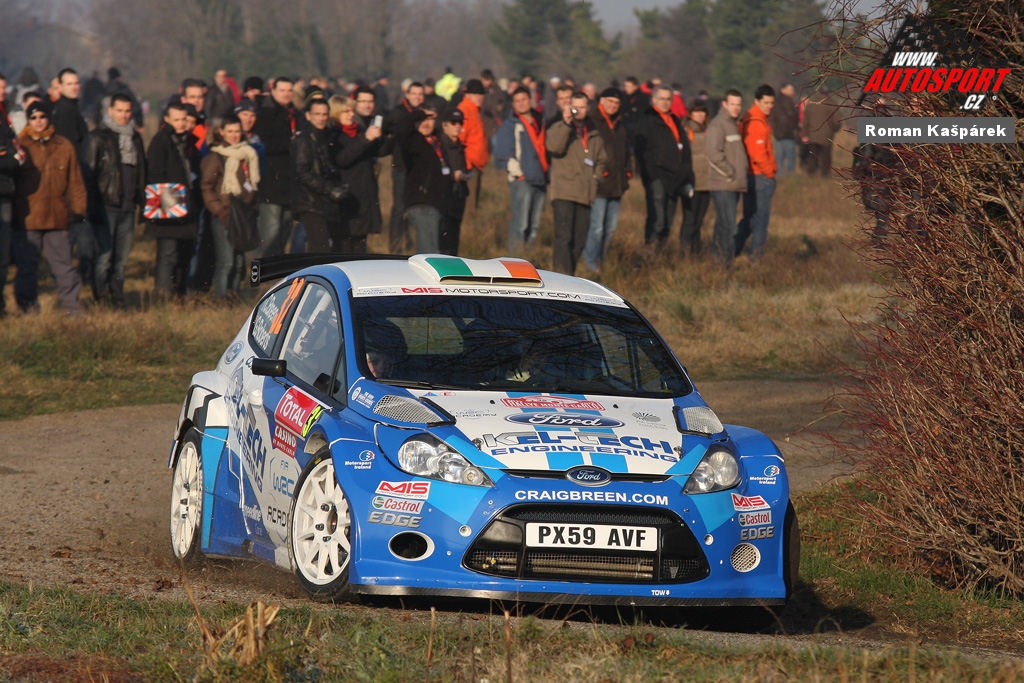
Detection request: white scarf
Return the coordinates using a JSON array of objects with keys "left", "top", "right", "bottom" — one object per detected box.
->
[{"left": 212, "top": 142, "right": 260, "bottom": 196}]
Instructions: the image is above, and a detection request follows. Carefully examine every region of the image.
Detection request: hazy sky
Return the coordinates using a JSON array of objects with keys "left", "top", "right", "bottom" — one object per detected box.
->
[
  {"left": 589, "top": 0, "right": 663, "bottom": 32},
  {"left": 590, "top": 0, "right": 882, "bottom": 33}
]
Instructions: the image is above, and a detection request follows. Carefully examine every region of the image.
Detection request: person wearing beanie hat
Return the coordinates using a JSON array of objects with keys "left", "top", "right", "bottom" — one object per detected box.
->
[
  {"left": 580, "top": 85, "right": 631, "bottom": 275},
  {"left": 457, "top": 78, "right": 490, "bottom": 198},
  {"left": 242, "top": 77, "right": 264, "bottom": 100},
  {"left": 439, "top": 106, "right": 469, "bottom": 255},
  {"left": 13, "top": 98, "right": 87, "bottom": 313}
]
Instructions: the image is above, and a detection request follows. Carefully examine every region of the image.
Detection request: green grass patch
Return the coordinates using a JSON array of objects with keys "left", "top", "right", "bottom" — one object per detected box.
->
[{"left": 2, "top": 567, "right": 1021, "bottom": 682}]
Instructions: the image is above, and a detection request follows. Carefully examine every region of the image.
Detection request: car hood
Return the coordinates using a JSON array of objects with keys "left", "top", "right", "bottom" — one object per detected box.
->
[{"left": 410, "top": 390, "right": 710, "bottom": 477}]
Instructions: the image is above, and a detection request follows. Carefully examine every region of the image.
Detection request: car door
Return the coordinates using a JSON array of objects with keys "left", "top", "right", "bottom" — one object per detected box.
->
[{"left": 242, "top": 278, "right": 344, "bottom": 555}]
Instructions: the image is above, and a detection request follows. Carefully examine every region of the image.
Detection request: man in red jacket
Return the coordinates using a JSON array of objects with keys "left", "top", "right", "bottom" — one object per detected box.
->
[
  {"left": 457, "top": 79, "right": 490, "bottom": 214},
  {"left": 734, "top": 84, "right": 777, "bottom": 262}
]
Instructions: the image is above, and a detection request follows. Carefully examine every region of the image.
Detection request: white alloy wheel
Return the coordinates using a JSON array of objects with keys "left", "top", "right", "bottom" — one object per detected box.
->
[
  {"left": 290, "top": 454, "right": 353, "bottom": 601},
  {"left": 169, "top": 431, "right": 203, "bottom": 564}
]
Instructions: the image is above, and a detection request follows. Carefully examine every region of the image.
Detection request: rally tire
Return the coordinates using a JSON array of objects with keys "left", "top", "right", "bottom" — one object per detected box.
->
[
  {"left": 169, "top": 429, "right": 204, "bottom": 566},
  {"left": 783, "top": 502, "right": 801, "bottom": 599},
  {"left": 289, "top": 451, "right": 354, "bottom": 602}
]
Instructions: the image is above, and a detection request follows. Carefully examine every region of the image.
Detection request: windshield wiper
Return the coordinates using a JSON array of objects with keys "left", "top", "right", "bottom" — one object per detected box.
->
[{"left": 377, "top": 379, "right": 463, "bottom": 390}]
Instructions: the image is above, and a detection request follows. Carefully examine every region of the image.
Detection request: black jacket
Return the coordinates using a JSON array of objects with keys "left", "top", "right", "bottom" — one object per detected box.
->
[
  {"left": 252, "top": 97, "right": 295, "bottom": 206},
  {"left": 588, "top": 105, "right": 632, "bottom": 199},
  {"left": 145, "top": 124, "right": 200, "bottom": 237},
  {"left": 621, "top": 90, "right": 651, "bottom": 139},
  {"left": 0, "top": 121, "right": 20, "bottom": 196},
  {"left": 634, "top": 107, "right": 693, "bottom": 195},
  {"left": 82, "top": 124, "right": 146, "bottom": 211},
  {"left": 399, "top": 112, "right": 452, "bottom": 213},
  {"left": 331, "top": 124, "right": 384, "bottom": 236},
  {"left": 52, "top": 96, "right": 88, "bottom": 149},
  {"left": 291, "top": 126, "right": 344, "bottom": 219},
  {"left": 382, "top": 98, "right": 419, "bottom": 171}
]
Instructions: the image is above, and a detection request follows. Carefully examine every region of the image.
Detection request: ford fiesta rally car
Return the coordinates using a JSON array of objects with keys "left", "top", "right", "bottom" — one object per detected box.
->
[{"left": 168, "top": 254, "right": 799, "bottom": 610}]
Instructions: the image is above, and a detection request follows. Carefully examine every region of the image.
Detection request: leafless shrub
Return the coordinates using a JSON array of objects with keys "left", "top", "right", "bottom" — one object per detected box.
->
[{"left": 831, "top": 1, "right": 1024, "bottom": 595}]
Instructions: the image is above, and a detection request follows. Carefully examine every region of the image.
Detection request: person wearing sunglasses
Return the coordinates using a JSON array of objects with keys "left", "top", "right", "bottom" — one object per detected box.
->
[{"left": 12, "top": 100, "right": 87, "bottom": 314}]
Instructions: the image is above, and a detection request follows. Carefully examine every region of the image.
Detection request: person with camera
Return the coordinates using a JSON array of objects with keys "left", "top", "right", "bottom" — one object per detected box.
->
[
  {"left": 291, "top": 99, "right": 347, "bottom": 253},
  {"left": 397, "top": 105, "right": 452, "bottom": 254},
  {"left": 546, "top": 91, "right": 606, "bottom": 276},
  {"left": 635, "top": 85, "right": 694, "bottom": 249}
]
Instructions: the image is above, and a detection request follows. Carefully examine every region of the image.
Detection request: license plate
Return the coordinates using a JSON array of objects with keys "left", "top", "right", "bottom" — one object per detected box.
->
[{"left": 524, "top": 523, "right": 657, "bottom": 552}]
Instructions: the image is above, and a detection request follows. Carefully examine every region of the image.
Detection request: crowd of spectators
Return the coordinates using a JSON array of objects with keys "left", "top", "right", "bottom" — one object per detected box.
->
[{"left": 0, "top": 64, "right": 845, "bottom": 314}]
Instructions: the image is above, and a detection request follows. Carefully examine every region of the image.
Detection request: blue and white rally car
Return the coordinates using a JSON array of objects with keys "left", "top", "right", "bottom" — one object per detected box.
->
[{"left": 169, "top": 254, "right": 799, "bottom": 610}]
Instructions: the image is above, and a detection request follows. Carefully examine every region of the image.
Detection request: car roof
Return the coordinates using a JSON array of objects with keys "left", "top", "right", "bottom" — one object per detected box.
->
[{"left": 311, "top": 255, "right": 629, "bottom": 308}]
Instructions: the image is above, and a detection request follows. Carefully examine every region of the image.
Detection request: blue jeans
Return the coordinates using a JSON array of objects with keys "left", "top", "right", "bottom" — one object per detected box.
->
[
  {"left": 93, "top": 206, "right": 136, "bottom": 304},
  {"left": 775, "top": 138, "right": 796, "bottom": 176},
  {"left": 735, "top": 174, "right": 776, "bottom": 259},
  {"left": 581, "top": 196, "right": 620, "bottom": 270},
  {"left": 256, "top": 202, "right": 293, "bottom": 258},
  {"left": 507, "top": 180, "right": 545, "bottom": 251},
  {"left": 406, "top": 205, "right": 442, "bottom": 254},
  {"left": 210, "top": 214, "right": 245, "bottom": 297},
  {"left": 711, "top": 190, "right": 741, "bottom": 264}
]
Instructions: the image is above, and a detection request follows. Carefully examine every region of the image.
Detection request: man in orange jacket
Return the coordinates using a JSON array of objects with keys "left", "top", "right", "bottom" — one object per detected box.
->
[
  {"left": 734, "top": 84, "right": 777, "bottom": 261},
  {"left": 457, "top": 79, "right": 490, "bottom": 211}
]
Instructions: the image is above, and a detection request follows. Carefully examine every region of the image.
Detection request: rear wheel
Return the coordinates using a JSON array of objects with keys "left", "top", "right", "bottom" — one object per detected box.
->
[
  {"left": 289, "top": 451, "right": 353, "bottom": 602},
  {"left": 169, "top": 429, "right": 204, "bottom": 565}
]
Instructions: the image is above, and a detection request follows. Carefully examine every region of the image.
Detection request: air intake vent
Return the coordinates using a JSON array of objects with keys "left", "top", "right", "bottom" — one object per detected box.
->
[
  {"left": 676, "top": 406, "right": 724, "bottom": 435},
  {"left": 373, "top": 395, "right": 447, "bottom": 424}
]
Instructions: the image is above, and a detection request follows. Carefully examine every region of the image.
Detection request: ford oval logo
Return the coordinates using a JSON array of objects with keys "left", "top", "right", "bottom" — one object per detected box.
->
[
  {"left": 566, "top": 466, "right": 613, "bottom": 487},
  {"left": 506, "top": 412, "right": 624, "bottom": 428}
]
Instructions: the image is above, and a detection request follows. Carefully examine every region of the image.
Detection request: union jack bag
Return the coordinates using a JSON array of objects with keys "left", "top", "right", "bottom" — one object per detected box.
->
[{"left": 143, "top": 183, "right": 188, "bottom": 220}]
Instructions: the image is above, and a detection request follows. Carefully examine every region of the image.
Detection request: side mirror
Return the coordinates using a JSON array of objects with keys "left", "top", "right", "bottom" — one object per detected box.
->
[{"left": 251, "top": 358, "right": 287, "bottom": 377}]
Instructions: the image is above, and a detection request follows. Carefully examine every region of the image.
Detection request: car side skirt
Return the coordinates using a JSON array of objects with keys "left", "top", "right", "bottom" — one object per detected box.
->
[{"left": 349, "top": 584, "right": 785, "bottom": 607}]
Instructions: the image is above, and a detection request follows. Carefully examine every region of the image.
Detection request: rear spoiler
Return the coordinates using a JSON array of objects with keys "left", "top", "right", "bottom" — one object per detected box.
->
[{"left": 249, "top": 253, "right": 410, "bottom": 286}]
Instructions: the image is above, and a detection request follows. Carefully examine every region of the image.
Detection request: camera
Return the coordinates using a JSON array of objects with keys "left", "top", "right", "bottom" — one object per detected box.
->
[{"left": 570, "top": 107, "right": 579, "bottom": 116}]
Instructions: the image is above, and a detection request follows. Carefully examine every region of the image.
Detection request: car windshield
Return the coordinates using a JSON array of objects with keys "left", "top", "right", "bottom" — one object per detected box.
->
[{"left": 352, "top": 295, "right": 691, "bottom": 397}]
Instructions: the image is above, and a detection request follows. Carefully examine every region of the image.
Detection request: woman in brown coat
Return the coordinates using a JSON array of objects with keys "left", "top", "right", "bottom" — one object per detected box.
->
[{"left": 200, "top": 115, "right": 260, "bottom": 299}]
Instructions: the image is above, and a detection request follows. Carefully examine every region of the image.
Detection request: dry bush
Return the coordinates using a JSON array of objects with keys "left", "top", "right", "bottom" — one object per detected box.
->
[{"left": 831, "top": 2, "right": 1024, "bottom": 594}]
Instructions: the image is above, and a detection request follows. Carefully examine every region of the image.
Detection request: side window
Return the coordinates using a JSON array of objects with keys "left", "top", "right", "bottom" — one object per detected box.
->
[
  {"left": 250, "top": 278, "right": 305, "bottom": 356},
  {"left": 280, "top": 283, "right": 343, "bottom": 393}
]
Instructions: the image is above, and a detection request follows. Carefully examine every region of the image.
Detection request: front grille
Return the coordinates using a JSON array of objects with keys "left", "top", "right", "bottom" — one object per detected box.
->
[{"left": 464, "top": 505, "right": 709, "bottom": 584}]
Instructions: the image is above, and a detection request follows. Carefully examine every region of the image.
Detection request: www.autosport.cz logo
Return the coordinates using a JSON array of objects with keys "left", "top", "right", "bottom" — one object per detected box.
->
[{"left": 862, "top": 50, "right": 1011, "bottom": 111}]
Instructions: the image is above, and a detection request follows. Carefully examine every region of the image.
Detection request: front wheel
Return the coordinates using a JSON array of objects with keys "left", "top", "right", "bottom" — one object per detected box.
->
[
  {"left": 289, "top": 451, "right": 353, "bottom": 602},
  {"left": 169, "top": 429, "right": 204, "bottom": 565}
]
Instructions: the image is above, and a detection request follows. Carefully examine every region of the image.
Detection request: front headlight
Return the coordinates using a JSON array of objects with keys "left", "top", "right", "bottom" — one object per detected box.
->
[
  {"left": 683, "top": 447, "right": 740, "bottom": 494},
  {"left": 397, "top": 435, "right": 493, "bottom": 487}
]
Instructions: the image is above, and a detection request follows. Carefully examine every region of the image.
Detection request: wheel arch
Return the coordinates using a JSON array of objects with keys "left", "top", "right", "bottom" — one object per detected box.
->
[{"left": 169, "top": 381, "right": 229, "bottom": 468}]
